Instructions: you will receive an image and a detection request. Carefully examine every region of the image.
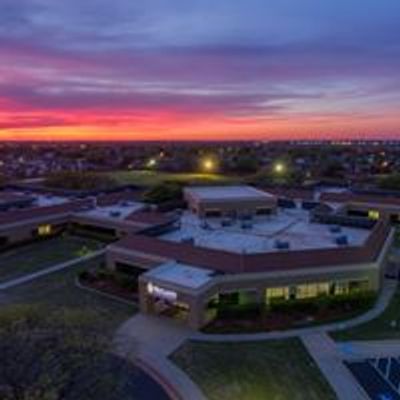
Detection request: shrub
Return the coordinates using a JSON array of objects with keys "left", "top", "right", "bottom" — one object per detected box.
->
[{"left": 143, "top": 181, "right": 184, "bottom": 205}]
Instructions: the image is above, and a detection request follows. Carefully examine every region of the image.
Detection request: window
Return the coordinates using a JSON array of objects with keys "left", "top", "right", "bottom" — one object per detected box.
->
[
  {"left": 38, "top": 224, "right": 52, "bottom": 236},
  {"left": 334, "top": 281, "right": 348, "bottom": 295},
  {"left": 266, "top": 287, "right": 289, "bottom": 301},
  {"left": 368, "top": 210, "right": 380, "bottom": 220},
  {"left": 348, "top": 280, "right": 369, "bottom": 293},
  {"left": 296, "top": 282, "right": 330, "bottom": 299}
]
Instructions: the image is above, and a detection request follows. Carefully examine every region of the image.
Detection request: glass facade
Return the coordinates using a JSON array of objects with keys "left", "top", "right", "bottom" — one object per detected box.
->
[{"left": 265, "top": 279, "right": 370, "bottom": 303}]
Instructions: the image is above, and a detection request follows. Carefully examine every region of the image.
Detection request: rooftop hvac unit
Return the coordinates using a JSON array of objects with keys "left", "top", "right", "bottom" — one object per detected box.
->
[
  {"left": 275, "top": 240, "right": 290, "bottom": 250},
  {"left": 330, "top": 225, "right": 342, "bottom": 233},
  {"left": 182, "top": 237, "right": 195, "bottom": 245},
  {"left": 336, "top": 235, "right": 348, "bottom": 246}
]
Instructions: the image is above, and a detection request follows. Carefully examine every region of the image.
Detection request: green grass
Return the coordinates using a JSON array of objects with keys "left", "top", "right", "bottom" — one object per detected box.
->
[
  {"left": 332, "top": 286, "right": 400, "bottom": 341},
  {"left": 109, "top": 170, "right": 238, "bottom": 187},
  {"left": 171, "top": 339, "right": 336, "bottom": 400},
  {"left": 0, "top": 235, "right": 104, "bottom": 283},
  {"left": 0, "top": 258, "right": 134, "bottom": 335}
]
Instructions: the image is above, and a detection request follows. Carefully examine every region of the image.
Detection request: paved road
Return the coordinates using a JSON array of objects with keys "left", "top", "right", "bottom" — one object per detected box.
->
[{"left": 0, "top": 249, "right": 105, "bottom": 290}]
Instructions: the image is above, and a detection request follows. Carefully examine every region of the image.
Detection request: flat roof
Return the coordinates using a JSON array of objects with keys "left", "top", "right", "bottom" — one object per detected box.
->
[
  {"left": 185, "top": 185, "right": 275, "bottom": 201},
  {"left": 78, "top": 202, "right": 144, "bottom": 221},
  {"left": 111, "top": 218, "right": 390, "bottom": 275},
  {"left": 162, "top": 209, "right": 370, "bottom": 254},
  {"left": 144, "top": 261, "right": 214, "bottom": 289}
]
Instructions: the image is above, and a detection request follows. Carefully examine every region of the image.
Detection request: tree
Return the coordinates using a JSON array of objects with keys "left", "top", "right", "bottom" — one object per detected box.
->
[
  {"left": 0, "top": 305, "right": 135, "bottom": 400},
  {"left": 143, "top": 181, "right": 183, "bottom": 204},
  {"left": 45, "top": 172, "right": 117, "bottom": 191},
  {"left": 233, "top": 153, "right": 260, "bottom": 174},
  {"left": 378, "top": 173, "right": 400, "bottom": 190}
]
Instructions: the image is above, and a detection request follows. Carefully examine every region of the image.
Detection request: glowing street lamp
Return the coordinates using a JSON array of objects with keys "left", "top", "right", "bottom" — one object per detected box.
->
[
  {"left": 146, "top": 158, "right": 157, "bottom": 168},
  {"left": 202, "top": 158, "right": 215, "bottom": 173},
  {"left": 274, "top": 162, "right": 285, "bottom": 174}
]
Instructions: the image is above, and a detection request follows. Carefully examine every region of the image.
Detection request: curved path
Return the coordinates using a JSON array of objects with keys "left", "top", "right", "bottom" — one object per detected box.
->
[
  {"left": 114, "top": 314, "right": 207, "bottom": 400},
  {"left": 114, "top": 278, "right": 397, "bottom": 400},
  {"left": 192, "top": 278, "right": 397, "bottom": 342},
  {"left": 0, "top": 250, "right": 105, "bottom": 290}
]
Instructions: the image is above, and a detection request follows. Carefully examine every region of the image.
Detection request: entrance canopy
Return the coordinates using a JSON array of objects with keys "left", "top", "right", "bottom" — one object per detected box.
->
[{"left": 142, "top": 261, "right": 215, "bottom": 294}]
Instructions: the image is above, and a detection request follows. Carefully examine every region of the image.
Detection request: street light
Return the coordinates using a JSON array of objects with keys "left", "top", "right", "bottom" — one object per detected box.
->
[
  {"left": 146, "top": 158, "right": 157, "bottom": 168},
  {"left": 202, "top": 158, "right": 215, "bottom": 173},
  {"left": 274, "top": 162, "right": 285, "bottom": 174}
]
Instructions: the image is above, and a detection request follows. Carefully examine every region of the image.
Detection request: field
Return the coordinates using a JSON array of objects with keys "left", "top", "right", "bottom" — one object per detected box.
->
[
  {"left": 171, "top": 339, "right": 336, "bottom": 400},
  {"left": 109, "top": 170, "right": 238, "bottom": 187},
  {"left": 333, "top": 286, "right": 400, "bottom": 341},
  {"left": 0, "top": 235, "right": 104, "bottom": 283},
  {"left": 0, "top": 257, "right": 134, "bottom": 335}
]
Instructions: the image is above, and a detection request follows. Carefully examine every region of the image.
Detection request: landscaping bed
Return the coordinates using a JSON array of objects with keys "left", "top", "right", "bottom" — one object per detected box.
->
[
  {"left": 203, "top": 292, "right": 377, "bottom": 334},
  {"left": 0, "top": 234, "right": 104, "bottom": 283},
  {"left": 78, "top": 268, "right": 138, "bottom": 303},
  {"left": 0, "top": 258, "right": 135, "bottom": 336}
]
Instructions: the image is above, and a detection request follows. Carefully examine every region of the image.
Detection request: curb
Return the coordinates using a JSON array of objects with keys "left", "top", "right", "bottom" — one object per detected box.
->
[
  {"left": 75, "top": 278, "right": 138, "bottom": 306},
  {"left": 136, "top": 357, "right": 184, "bottom": 400}
]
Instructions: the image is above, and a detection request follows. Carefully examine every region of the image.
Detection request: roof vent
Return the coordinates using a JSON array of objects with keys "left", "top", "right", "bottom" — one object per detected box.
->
[
  {"left": 330, "top": 225, "right": 342, "bottom": 233},
  {"left": 275, "top": 240, "right": 290, "bottom": 250},
  {"left": 336, "top": 235, "right": 348, "bottom": 246}
]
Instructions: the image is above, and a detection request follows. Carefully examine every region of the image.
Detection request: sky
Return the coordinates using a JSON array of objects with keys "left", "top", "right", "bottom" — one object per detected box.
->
[{"left": 1, "top": 0, "right": 400, "bottom": 141}]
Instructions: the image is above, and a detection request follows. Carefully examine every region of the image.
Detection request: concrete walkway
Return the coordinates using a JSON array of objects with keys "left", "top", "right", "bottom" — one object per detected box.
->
[
  {"left": 302, "top": 333, "right": 369, "bottom": 400},
  {"left": 337, "top": 339, "right": 400, "bottom": 360},
  {"left": 0, "top": 249, "right": 105, "bottom": 290},
  {"left": 114, "top": 314, "right": 206, "bottom": 400},
  {"left": 192, "top": 279, "right": 397, "bottom": 342},
  {"left": 114, "top": 279, "right": 397, "bottom": 400}
]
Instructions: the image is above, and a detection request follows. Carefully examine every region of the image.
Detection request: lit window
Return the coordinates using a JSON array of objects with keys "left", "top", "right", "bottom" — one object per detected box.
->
[
  {"left": 334, "top": 281, "right": 348, "bottom": 295},
  {"left": 368, "top": 210, "right": 380, "bottom": 220},
  {"left": 296, "top": 282, "right": 330, "bottom": 299},
  {"left": 38, "top": 225, "right": 52, "bottom": 236},
  {"left": 266, "top": 287, "right": 289, "bottom": 301}
]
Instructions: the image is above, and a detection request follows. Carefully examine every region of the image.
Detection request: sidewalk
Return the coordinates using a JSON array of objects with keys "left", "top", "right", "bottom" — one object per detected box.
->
[
  {"left": 0, "top": 249, "right": 105, "bottom": 290},
  {"left": 302, "top": 333, "right": 368, "bottom": 400},
  {"left": 114, "top": 314, "right": 206, "bottom": 400}
]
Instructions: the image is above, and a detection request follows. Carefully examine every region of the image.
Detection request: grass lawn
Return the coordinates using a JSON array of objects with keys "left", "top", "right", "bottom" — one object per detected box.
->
[
  {"left": 0, "top": 258, "right": 134, "bottom": 334},
  {"left": 109, "top": 170, "right": 239, "bottom": 187},
  {"left": 0, "top": 235, "right": 104, "bottom": 283},
  {"left": 171, "top": 339, "right": 336, "bottom": 400},
  {"left": 332, "top": 286, "right": 400, "bottom": 341}
]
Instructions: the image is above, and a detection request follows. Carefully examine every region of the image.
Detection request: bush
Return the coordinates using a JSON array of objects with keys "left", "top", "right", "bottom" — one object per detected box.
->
[
  {"left": 217, "top": 303, "right": 261, "bottom": 319},
  {"left": 114, "top": 273, "right": 137, "bottom": 291},
  {"left": 143, "top": 181, "right": 184, "bottom": 205},
  {"left": 378, "top": 174, "right": 400, "bottom": 190},
  {"left": 95, "top": 268, "right": 115, "bottom": 281},
  {"left": 269, "top": 291, "right": 376, "bottom": 315}
]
